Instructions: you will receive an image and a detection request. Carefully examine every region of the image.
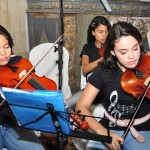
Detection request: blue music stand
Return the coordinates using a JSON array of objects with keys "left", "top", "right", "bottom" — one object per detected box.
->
[
  {"left": 1, "top": 87, "right": 112, "bottom": 146},
  {"left": 1, "top": 87, "right": 71, "bottom": 136}
]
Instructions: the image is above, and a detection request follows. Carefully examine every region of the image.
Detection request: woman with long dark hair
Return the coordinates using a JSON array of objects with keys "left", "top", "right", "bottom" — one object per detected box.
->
[
  {"left": 76, "top": 22, "right": 150, "bottom": 150},
  {"left": 0, "top": 25, "right": 45, "bottom": 150},
  {"left": 80, "top": 16, "right": 111, "bottom": 78}
]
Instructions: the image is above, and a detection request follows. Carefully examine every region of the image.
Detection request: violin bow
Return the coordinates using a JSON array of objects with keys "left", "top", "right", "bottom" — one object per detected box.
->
[
  {"left": 122, "top": 82, "right": 150, "bottom": 140},
  {"left": 14, "top": 35, "right": 63, "bottom": 89}
]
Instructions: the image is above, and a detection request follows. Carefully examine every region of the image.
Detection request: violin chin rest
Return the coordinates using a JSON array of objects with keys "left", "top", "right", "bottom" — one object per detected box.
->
[{"left": 8, "top": 55, "right": 22, "bottom": 64}]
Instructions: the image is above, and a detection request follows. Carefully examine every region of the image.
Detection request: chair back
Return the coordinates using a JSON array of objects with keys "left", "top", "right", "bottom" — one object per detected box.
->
[
  {"left": 80, "top": 68, "right": 87, "bottom": 90},
  {"left": 29, "top": 43, "right": 72, "bottom": 99}
]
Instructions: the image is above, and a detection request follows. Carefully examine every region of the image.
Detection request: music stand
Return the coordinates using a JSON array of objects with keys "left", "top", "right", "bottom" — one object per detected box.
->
[
  {"left": 1, "top": 87, "right": 71, "bottom": 149},
  {"left": 1, "top": 87, "right": 112, "bottom": 149}
]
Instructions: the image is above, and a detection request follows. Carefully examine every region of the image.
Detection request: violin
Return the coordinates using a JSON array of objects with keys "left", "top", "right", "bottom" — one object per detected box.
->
[
  {"left": 120, "top": 55, "right": 150, "bottom": 99},
  {"left": 99, "top": 46, "right": 105, "bottom": 57},
  {"left": 70, "top": 112, "right": 89, "bottom": 131},
  {"left": 0, "top": 57, "right": 57, "bottom": 90},
  {"left": 0, "top": 56, "right": 89, "bottom": 130}
]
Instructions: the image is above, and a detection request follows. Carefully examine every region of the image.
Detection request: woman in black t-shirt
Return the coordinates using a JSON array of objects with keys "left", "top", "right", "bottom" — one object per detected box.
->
[
  {"left": 0, "top": 25, "right": 44, "bottom": 150},
  {"left": 74, "top": 16, "right": 111, "bottom": 150},
  {"left": 76, "top": 22, "right": 150, "bottom": 150},
  {"left": 80, "top": 16, "right": 111, "bottom": 79},
  {"left": 80, "top": 16, "right": 111, "bottom": 104}
]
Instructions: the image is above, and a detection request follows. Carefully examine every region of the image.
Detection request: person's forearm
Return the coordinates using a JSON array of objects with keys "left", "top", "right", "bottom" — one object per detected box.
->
[
  {"left": 76, "top": 103, "right": 107, "bottom": 136},
  {"left": 82, "top": 58, "right": 103, "bottom": 75}
]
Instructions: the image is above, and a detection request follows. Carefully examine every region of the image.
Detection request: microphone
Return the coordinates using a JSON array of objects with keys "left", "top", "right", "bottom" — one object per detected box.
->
[{"left": 65, "top": 90, "right": 83, "bottom": 110}]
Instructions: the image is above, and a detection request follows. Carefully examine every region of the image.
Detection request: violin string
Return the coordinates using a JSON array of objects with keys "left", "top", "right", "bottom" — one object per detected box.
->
[
  {"left": 28, "top": 78, "right": 48, "bottom": 90},
  {"left": 141, "top": 73, "right": 149, "bottom": 79}
]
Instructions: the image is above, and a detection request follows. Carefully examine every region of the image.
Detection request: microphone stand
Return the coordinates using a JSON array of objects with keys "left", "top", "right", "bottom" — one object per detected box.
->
[
  {"left": 55, "top": 41, "right": 63, "bottom": 91},
  {"left": 54, "top": 0, "right": 64, "bottom": 91},
  {"left": 53, "top": 0, "right": 68, "bottom": 149}
]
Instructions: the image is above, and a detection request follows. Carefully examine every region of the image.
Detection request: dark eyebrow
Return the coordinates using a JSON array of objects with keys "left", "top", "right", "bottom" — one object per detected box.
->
[
  {"left": 132, "top": 43, "right": 139, "bottom": 48},
  {"left": 98, "top": 30, "right": 104, "bottom": 32},
  {"left": 3, "top": 43, "right": 9, "bottom": 47},
  {"left": 118, "top": 43, "right": 139, "bottom": 51}
]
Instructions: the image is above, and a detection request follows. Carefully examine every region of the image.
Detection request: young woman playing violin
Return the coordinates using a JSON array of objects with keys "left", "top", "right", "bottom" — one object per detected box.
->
[
  {"left": 0, "top": 25, "right": 45, "bottom": 150},
  {"left": 80, "top": 16, "right": 111, "bottom": 105},
  {"left": 76, "top": 21, "right": 150, "bottom": 150},
  {"left": 80, "top": 16, "right": 111, "bottom": 79}
]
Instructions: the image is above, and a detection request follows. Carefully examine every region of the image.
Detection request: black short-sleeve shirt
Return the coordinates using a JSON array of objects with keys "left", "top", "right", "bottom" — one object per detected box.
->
[
  {"left": 80, "top": 42, "right": 100, "bottom": 63},
  {"left": 80, "top": 42, "right": 103, "bottom": 104},
  {"left": 88, "top": 66, "right": 150, "bottom": 130}
]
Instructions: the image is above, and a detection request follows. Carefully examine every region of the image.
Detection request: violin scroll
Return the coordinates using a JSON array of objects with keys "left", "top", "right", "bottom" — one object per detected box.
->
[{"left": 70, "top": 112, "right": 89, "bottom": 131}]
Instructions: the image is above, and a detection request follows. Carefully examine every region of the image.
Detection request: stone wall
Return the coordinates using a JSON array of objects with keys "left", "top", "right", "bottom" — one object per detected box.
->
[{"left": 0, "top": 0, "right": 28, "bottom": 57}]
